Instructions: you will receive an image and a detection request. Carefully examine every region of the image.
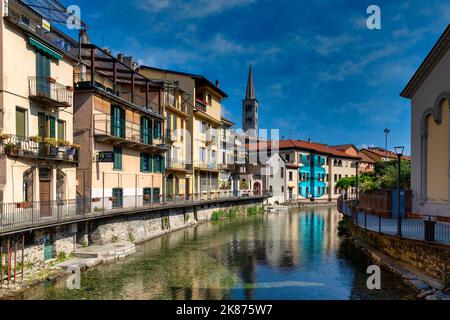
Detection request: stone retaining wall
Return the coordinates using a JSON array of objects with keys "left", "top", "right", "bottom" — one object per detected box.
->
[{"left": 350, "top": 223, "right": 450, "bottom": 283}]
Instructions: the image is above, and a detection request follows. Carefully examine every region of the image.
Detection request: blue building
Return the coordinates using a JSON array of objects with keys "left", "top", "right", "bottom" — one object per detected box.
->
[{"left": 299, "top": 154, "right": 327, "bottom": 199}]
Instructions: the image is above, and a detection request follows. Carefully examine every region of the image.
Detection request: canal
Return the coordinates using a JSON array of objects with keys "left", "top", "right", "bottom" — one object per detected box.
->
[{"left": 18, "top": 207, "right": 415, "bottom": 300}]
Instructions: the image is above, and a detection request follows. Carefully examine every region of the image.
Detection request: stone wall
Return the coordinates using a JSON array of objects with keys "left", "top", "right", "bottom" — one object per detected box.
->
[
  {"left": 1, "top": 199, "right": 264, "bottom": 270},
  {"left": 351, "top": 224, "right": 450, "bottom": 282},
  {"left": 90, "top": 202, "right": 260, "bottom": 245}
]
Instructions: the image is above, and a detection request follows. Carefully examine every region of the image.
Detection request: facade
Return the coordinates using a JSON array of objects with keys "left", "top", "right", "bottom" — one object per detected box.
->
[
  {"left": 74, "top": 45, "right": 166, "bottom": 211},
  {"left": 139, "top": 66, "right": 228, "bottom": 199},
  {"left": 274, "top": 140, "right": 361, "bottom": 202},
  {"left": 401, "top": 24, "right": 450, "bottom": 217},
  {"left": 0, "top": 0, "right": 80, "bottom": 209},
  {"left": 360, "top": 147, "right": 411, "bottom": 163},
  {"left": 162, "top": 82, "right": 192, "bottom": 201},
  {"left": 332, "top": 144, "right": 375, "bottom": 173},
  {"left": 242, "top": 65, "right": 259, "bottom": 137}
]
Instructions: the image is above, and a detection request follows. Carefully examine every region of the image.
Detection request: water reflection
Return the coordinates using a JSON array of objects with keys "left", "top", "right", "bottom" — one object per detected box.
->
[{"left": 18, "top": 208, "right": 414, "bottom": 300}]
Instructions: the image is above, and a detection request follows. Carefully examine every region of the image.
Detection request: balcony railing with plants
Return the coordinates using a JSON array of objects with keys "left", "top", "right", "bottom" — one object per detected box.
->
[
  {"left": 0, "top": 134, "right": 79, "bottom": 163},
  {"left": 28, "top": 77, "right": 73, "bottom": 107},
  {"left": 195, "top": 99, "right": 207, "bottom": 112},
  {"left": 195, "top": 161, "right": 218, "bottom": 170},
  {"left": 93, "top": 114, "right": 165, "bottom": 146}
]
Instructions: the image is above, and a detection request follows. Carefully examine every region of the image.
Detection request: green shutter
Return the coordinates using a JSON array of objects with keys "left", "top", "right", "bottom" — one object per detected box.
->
[
  {"left": 120, "top": 108, "right": 126, "bottom": 138},
  {"left": 114, "top": 147, "right": 122, "bottom": 170},
  {"left": 161, "top": 156, "right": 165, "bottom": 173},
  {"left": 140, "top": 153, "right": 144, "bottom": 172},
  {"left": 57, "top": 120, "right": 65, "bottom": 140},
  {"left": 173, "top": 114, "right": 177, "bottom": 131},
  {"left": 149, "top": 154, "right": 153, "bottom": 172},
  {"left": 48, "top": 116, "right": 56, "bottom": 138},
  {"left": 16, "top": 108, "right": 26, "bottom": 138}
]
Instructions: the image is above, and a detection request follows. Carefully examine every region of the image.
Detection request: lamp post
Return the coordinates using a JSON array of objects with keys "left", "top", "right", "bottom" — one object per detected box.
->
[
  {"left": 394, "top": 146, "right": 405, "bottom": 237},
  {"left": 384, "top": 129, "right": 390, "bottom": 161},
  {"left": 355, "top": 161, "right": 360, "bottom": 203}
]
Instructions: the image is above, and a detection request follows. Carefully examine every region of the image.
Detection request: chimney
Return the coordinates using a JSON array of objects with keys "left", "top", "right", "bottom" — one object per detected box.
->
[
  {"left": 79, "top": 30, "right": 90, "bottom": 44},
  {"left": 215, "top": 80, "right": 220, "bottom": 87},
  {"left": 117, "top": 54, "right": 134, "bottom": 68},
  {"left": 308, "top": 138, "right": 311, "bottom": 144}
]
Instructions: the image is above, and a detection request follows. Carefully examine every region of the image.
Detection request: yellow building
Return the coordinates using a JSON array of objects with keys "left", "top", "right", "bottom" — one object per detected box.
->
[
  {"left": 74, "top": 46, "right": 166, "bottom": 211},
  {"left": 139, "top": 67, "right": 228, "bottom": 199},
  {"left": 401, "top": 24, "right": 450, "bottom": 218},
  {"left": 0, "top": 0, "right": 81, "bottom": 211}
]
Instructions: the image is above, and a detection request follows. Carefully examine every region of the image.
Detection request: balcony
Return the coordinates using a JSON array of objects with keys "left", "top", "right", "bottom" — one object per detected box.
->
[
  {"left": 93, "top": 114, "right": 167, "bottom": 152},
  {"left": 195, "top": 99, "right": 207, "bottom": 112},
  {"left": 0, "top": 134, "right": 78, "bottom": 164},
  {"left": 75, "top": 72, "right": 160, "bottom": 114},
  {"left": 166, "top": 160, "right": 188, "bottom": 171},
  {"left": 166, "top": 129, "right": 179, "bottom": 144},
  {"left": 195, "top": 161, "right": 219, "bottom": 171},
  {"left": 4, "top": 0, "right": 83, "bottom": 59},
  {"left": 29, "top": 77, "right": 73, "bottom": 108}
]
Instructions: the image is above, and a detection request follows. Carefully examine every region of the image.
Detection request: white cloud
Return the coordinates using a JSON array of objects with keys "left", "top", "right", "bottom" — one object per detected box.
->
[
  {"left": 136, "top": 0, "right": 255, "bottom": 18},
  {"left": 314, "top": 34, "right": 361, "bottom": 56}
]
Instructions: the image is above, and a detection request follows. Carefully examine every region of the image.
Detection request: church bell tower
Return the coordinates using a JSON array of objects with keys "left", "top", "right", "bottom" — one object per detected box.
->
[{"left": 242, "top": 65, "right": 259, "bottom": 136}]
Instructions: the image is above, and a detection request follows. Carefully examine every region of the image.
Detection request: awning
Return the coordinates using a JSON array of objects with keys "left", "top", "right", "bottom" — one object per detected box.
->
[{"left": 29, "top": 37, "right": 64, "bottom": 60}]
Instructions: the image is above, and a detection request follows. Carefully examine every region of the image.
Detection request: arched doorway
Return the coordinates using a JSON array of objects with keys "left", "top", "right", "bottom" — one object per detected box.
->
[{"left": 253, "top": 182, "right": 261, "bottom": 195}]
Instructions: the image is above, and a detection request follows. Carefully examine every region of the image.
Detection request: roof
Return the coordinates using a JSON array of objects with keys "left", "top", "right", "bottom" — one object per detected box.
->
[
  {"left": 245, "top": 65, "right": 256, "bottom": 100},
  {"left": 361, "top": 148, "right": 411, "bottom": 161},
  {"left": 358, "top": 152, "right": 376, "bottom": 164},
  {"left": 331, "top": 144, "right": 358, "bottom": 152},
  {"left": 221, "top": 116, "right": 235, "bottom": 127},
  {"left": 401, "top": 24, "right": 450, "bottom": 99},
  {"left": 139, "top": 65, "right": 229, "bottom": 98},
  {"left": 248, "top": 139, "right": 362, "bottom": 160}
]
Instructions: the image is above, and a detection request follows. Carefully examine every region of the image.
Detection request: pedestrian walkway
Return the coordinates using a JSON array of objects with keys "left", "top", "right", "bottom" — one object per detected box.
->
[{"left": 339, "top": 201, "right": 450, "bottom": 246}]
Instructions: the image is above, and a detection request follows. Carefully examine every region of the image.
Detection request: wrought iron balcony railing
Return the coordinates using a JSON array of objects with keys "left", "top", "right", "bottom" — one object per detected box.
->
[
  {"left": 28, "top": 77, "right": 73, "bottom": 108},
  {"left": 0, "top": 134, "right": 78, "bottom": 163},
  {"left": 93, "top": 114, "right": 166, "bottom": 149}
]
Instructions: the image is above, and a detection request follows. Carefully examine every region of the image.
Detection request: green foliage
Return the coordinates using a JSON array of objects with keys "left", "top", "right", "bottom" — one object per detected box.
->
[
  {"left": 247, "top": 205, "right": 264, "bottom": 216},
  {"left": 128, "top": 232, "right": 136, "bottom": 243},
  {"left": 338, "top": 218, "right": 351, "bottom": 236},
  {"left": 335, "top": 160, "right": 411, "bottom": 193},
  {"left": 56, "top": 251, "right": 68, "bottom": 263},
  {"left": 212, "top": 209, "right": 240, "bottom": 221},
  {"left": 162, "top": 216, "right": 170, "bottom": 230}
]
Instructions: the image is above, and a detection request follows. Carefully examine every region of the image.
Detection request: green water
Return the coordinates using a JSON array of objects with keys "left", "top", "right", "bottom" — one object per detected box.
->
[{"left": 18, "top": 208, "right": 415, "bottom": 300}]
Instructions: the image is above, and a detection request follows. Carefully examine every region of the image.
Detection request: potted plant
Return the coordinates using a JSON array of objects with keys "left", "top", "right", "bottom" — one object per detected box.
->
[
  {"left": 30, "top": 135, "right": 42, "bottom": 143},
  {"left": 0, "top": 133, "right": 11, "bottom": 142},
  {"left": 44, "top": 137, "right": 58, "bottom": 157},
  {"left": 4, "top": 142, "right": 17, "bottom": 155}
]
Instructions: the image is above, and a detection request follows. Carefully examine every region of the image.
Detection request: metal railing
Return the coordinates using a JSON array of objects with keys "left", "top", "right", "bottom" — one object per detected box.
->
[
  {"left": 0, "top": 135, "right": 78, "bottom": 163},
  {"left": 194, "top": 161, "right": 219, "bottom": 170},
  {"left": 74, "top": 72, "right": 160, "bottom": 112},
  {"left": 166, "top": 160, "right": 187, "bottom": 170},
  {"left": 337, "top": 197, "right": 450, "bottom": 246},
  {"left": 93, "top": 114, "right": 165, "bottom": 146},
  {"left": 4, "top": 0, "right": 80, "bottom": 58},
  {"left": 29, "top": 77, "right": 73, "bottom": 107},
  {"left": 0, "top": 191, "right": 271, "bottom": 234},
  {"left": 195, "top": 99, "right": 207, "bottom": 112}
]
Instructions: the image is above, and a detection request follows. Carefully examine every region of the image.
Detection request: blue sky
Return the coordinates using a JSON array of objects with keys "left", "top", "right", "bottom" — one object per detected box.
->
[{"left": 62, "top": 0, "right": 450, "bottom": 154}]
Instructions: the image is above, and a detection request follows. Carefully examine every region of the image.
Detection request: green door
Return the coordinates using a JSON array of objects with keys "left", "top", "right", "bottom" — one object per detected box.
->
[
  {"left": 36, "top": 52, "right": 51, "bottom": 97},
  {"left": 44, "top": 234, "right": 53, "bottom": 261}
]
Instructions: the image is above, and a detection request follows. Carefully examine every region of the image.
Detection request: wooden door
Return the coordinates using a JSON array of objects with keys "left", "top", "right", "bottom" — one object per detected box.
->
[{"left": 40, "top": 180, "right": 52, "bottom": 217}]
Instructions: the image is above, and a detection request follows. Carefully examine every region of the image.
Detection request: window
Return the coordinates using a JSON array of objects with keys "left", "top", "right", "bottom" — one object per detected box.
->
[
  {"left": 154, "top": 121, "right": 162, "bottom": 139},
  {"left": 16, "top": 108, "right": 26, "bottom": 138},
  {"left": 200, "top": 147, "right": 206, "bottom": 162},
  {"left": 211, "top": 150, "right": 216, "bottom": 163},
  {"left": 282, "top": 186, "right": 285, "bottom": 193},
  {"left": 207, "top": 94, "right": 212, "bottom": 106},
  {"left": 286, "top": 154, "right": 290, "bottom": 162},
  {"left": 211, "top": 174, "right": 218, "bottom": 190},
  {"left": 140, "top": 153, "right": 152, "bottom": 172},
  {"left": 47, "top": 116, "right": 56, "bottom": 138},
  {"left": 36, "top": 52, "right": 50, "bottom": 96},
  {"left": 281, "top": 168, "right": 284, "bottom": 179},
  {"left": 153, "top": 188, "right": 160, "bottom": 203},
  {"left": 23, "top": 169, "right": 33, "bottom": 203},
  {"left": 112, "top": 188, "right": 123, "bottom": 209},
  {"left": 57, "top": 120, "right": 65, "bottom": 140},
  {"left": 141, "top": 117, "right": 152, "bottom": 144},
  {"left": 143, "top": 188, "right": 152, "bottom": 204},
  {"left": 111, "top": 106, "right": 125, "bottom": 138},
  {"left": 113, "top": 147, "right": 122, "bottom": 170},
  {"left": 289, "top": 172, "right": 293, "bottom": 181},
  {"left": 246, "top": 105, "right": 252, "bottom": 112},
  {"left": 154, "top": 155, "right": 164, "bottom": 173},
  {"left": 334, "top": 174, "right": 338, "bottom": 182}
]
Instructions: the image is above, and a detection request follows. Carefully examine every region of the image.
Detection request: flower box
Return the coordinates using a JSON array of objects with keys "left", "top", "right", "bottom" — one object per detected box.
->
[
  {"left": 16, "top": 202, "right": 31, "bottom": 209},
  {"left": 92, "top": 198, "right": 101, "bottom": 203}
]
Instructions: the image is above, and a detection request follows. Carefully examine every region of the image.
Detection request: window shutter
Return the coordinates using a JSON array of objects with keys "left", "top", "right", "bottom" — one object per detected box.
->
[{"left": 48, "top": 116, "right": 56, "bottom": 138}]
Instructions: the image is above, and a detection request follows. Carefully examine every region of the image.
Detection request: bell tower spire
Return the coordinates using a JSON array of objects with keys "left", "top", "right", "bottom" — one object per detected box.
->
[{"left": 242, "top": 65, "right": 259, "bottom": 136}]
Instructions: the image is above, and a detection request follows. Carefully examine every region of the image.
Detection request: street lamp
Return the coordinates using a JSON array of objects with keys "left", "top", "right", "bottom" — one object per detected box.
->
[
  {"left": 355, "top": 161, "right": 360, "bottom": 203},
  {"left": 384, "top": 129, "right": 391, "bottom": 161},
  {"left": 394, "top": 146, "right": 405, "bottom": 236}
]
